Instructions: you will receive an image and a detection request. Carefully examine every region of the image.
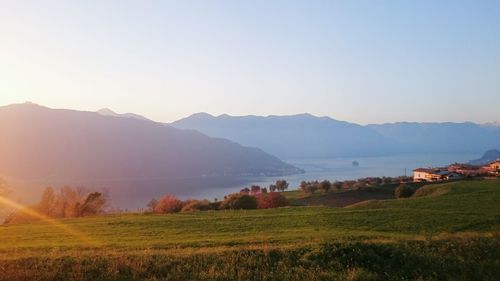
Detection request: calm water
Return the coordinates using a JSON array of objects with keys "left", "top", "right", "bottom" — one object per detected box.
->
[
  {"left": 28, "top": 153, "right": 476, "bottom": 209},
  {"left": 188, "top": 153, "right": 479, "bottom": 201}
]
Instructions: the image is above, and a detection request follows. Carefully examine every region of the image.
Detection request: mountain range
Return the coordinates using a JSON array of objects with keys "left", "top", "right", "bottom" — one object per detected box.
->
[
  {"left": 1, "top": 103, "right": 498, "bottom": 208},
  {"left": 172, "top": 113, "right": 500, "bottom": 159},
  {"left": 0, "top": 103, "right": 301, "bottom": 207}
]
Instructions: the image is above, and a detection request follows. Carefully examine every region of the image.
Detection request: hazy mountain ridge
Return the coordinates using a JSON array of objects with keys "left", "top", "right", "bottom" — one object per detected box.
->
[
  {"left": 172, "top": 113, "right": 500, "bottom": 158},
  {"left": 97, "top": 108, "right": 153, "bottom": 122},
  {"left": 171, "top": 113, "right": 399, "bottom": 159},
  {"left": 368, "top": 122, "right": 500, "bottom": 154},
  {"left": 468, "top": 149, "right": 500, "bottom": 165},
  {"left": 0, "top": 103, "right": 302, "bottom": 206}
]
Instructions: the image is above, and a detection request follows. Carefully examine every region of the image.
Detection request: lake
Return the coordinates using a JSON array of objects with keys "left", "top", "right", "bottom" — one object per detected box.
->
[
  {"left": 186, "top": 153, "right": 479, "bottom": 201},
  {"left": 14, "top": 153, "right": 479, "bottom": 210}
]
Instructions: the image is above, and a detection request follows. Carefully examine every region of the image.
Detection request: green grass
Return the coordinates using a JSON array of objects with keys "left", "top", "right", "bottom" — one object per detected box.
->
[{"left": 0, "top": 180, "right": 499, "bottom": 280}]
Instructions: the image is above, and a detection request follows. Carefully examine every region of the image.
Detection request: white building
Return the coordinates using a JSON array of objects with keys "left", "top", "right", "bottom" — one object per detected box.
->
[{"left": 413, "top": 168, "right": 450, "bottom": 182}]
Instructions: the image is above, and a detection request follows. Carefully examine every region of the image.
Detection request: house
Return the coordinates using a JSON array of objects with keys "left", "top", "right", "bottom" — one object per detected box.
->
[
  {"left": 447, "top": 163, "right": 484, "bottom": 177},
  {"left": 413, "top": 168, "right": 450, "bottom": 182},
  {"left": 484, "top": 159, "right": 500, "bottom": 175}
]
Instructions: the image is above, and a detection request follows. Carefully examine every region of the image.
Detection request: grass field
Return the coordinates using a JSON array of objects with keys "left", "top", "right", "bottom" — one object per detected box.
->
[{"left": 0, "top": 180, "right": 499, "bottom": 280}]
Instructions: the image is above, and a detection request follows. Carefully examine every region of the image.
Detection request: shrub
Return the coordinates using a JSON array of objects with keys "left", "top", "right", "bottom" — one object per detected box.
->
[
  {"left": 154, "top": 194, "right": 183, "bottom": 213},
  {"left": 394, "top": 184, "right": 414, "bottom": 198},
  {"left": 181, "top": 200, "right": 212, "bottom": 212},
  {"left": 208, "top": 201, "right": 222, "bottom": 210},
  {"left": 220, "top": 194, "right": 258, "bottom": 210},
  {"left": 255, "top": 192, "right": 288, "bottom": 209}
]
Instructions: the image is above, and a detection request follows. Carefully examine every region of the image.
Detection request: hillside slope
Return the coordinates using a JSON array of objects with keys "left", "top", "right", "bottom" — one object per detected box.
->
[{"left": 0, "top": 180, "right": 498, "bottom": 280}]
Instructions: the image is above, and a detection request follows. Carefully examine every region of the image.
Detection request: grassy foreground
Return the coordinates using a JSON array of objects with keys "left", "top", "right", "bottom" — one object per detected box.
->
[{"left": 0, "top": 180, "right": 499, "bottom": 280}]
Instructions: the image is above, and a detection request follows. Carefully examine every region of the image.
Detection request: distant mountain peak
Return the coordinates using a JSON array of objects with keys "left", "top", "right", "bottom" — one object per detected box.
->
[
  {"left": 96, "top": 108, "right": 151, "bottom": 122},
  {"left": 483, "top": 121, "right": 500, "bottom": 127},
  {"left": 3, "top": 101, "right": 45, "bottom": 109},
  {"left": 469, "top": 149, "right": 500, "bottom": 165},
  {"left": 97, "top": 108, "right": 117, "bottom": 115}
]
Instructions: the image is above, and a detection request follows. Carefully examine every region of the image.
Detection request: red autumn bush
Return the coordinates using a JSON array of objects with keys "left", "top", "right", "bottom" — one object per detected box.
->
[
  {"left": 154, "top": 194, "right": 183, "bottom": 213},
  {"left": 255, "top": 192, "right": 288, "bottom": 209}
]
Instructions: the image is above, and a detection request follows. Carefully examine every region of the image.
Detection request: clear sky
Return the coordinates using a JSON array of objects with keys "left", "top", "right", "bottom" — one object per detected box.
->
[{"left": 1, "top": 0, "right": 499, "bottom": 124}]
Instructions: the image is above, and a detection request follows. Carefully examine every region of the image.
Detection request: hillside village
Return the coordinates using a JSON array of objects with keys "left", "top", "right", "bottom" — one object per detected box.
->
[{"left": 413, "top": 159, "right": 500, "bottom": 182}]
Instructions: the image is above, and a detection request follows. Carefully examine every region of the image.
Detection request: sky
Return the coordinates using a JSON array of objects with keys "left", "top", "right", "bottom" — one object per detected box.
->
[{"left": 0, "top": 0, "right": 499, "bottom": 124}]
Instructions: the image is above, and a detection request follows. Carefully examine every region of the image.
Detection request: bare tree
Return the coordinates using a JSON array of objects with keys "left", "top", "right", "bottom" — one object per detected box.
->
[
  {"left": 147, "top": 199, "right": 159, "bottom": 212},
  {"left": 37, "top": 187, "right": 56, "bottom": 216}
]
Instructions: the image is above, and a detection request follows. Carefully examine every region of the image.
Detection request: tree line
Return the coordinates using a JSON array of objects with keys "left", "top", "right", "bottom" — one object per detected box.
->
[
  {"left": 299, "top": 176, "right": 412, "bottom": 194},
  {"left": 148, "top": 180, "right": 290, "bottom": 214}
]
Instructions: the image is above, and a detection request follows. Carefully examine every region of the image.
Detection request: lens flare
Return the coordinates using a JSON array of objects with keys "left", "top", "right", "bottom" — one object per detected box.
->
[{"left": 0, "top": 195, "right": 102, "bottom": 247}]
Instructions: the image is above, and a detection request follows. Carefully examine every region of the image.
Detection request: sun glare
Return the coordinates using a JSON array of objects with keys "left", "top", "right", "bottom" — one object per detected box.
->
[{"left": 0, "top": 195, "right": 102, "bottom": 247}]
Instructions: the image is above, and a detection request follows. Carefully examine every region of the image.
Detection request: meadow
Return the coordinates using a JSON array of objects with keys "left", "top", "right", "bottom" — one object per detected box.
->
[{"left": 0, "top": 180, "right": 499, "bottom": 280}]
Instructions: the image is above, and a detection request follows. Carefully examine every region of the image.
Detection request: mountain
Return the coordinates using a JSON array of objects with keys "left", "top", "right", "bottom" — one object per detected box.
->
[
  {"left": 0, "top": 103, "right": 302, "bottom": 207},
  {"left": 172, "top": 113, "right": 500, "bottom": 159},
  {"left": 368, "top": 122, "right": 500, "bottom": 154},
  {"left": 483, "top": 121, "right": 500, "bottom": 128},
  {"left": 97, "top": 108, "right": 151, "bottom": 122},
  {"left": 171, "top": 113, "right": 398, "bottom": 159},
  {"left": 468, "top": 149, "right": 500, "bottom": 165}
]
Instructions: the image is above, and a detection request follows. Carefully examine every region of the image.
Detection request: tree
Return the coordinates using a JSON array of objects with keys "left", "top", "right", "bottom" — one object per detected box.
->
[
  {"left": 394, "top": 184, "right": 414, "bottom": 198},
  {"left": 342, "top": 180, "right": 356, "bottom": 189},
  {"left": 147, "top": 199, "right": 159, "bottom": 212},
  {"left": 382, "top": 177, "right": 393, "bottom": 185},
  {"left": 5, "top": 186, "right": 108, "bottom": 224},
  {"left": 306, "top": 183, "right": 319, "bottom": 194},
  {"left": 269, "top": 184, "right": 277, "bottom": 192},
  {"left": 78, "top": 192, "right": 106, "bottom": 216},
  {"left": 53, "top": 186, "right": 81, "bottom": 218},
  {"left": 250, "top": 185, "right": 261, "bottom": 195},
  {"left": 275, "top": 180, "right": 289, "bottom": 192},
  {"left": 37, "top": 187, "right": 56, "bottom": 216},
  {"left": 0, "top": 179, "right": 12, "bottom": 221},
  {"left": 0, "top": 178, "right": 11, "bottom": 210},
  {"left": 333, "top": 181, "right": 343, "bottom": 190},
  {"left": 220, "top": 193, "right": 258, "bottom": 210},
  {"left": 154, "top": 194, "right": 183, "bottom": 213},
  {"left": 240, "top": 187, "right": 250, "bottom": 194},
  {"left": 300, "top": 181, "right": 308, "bottom": 192},
  {"left": 319, "top": 180, "right": 331, "bottom": 193}
]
